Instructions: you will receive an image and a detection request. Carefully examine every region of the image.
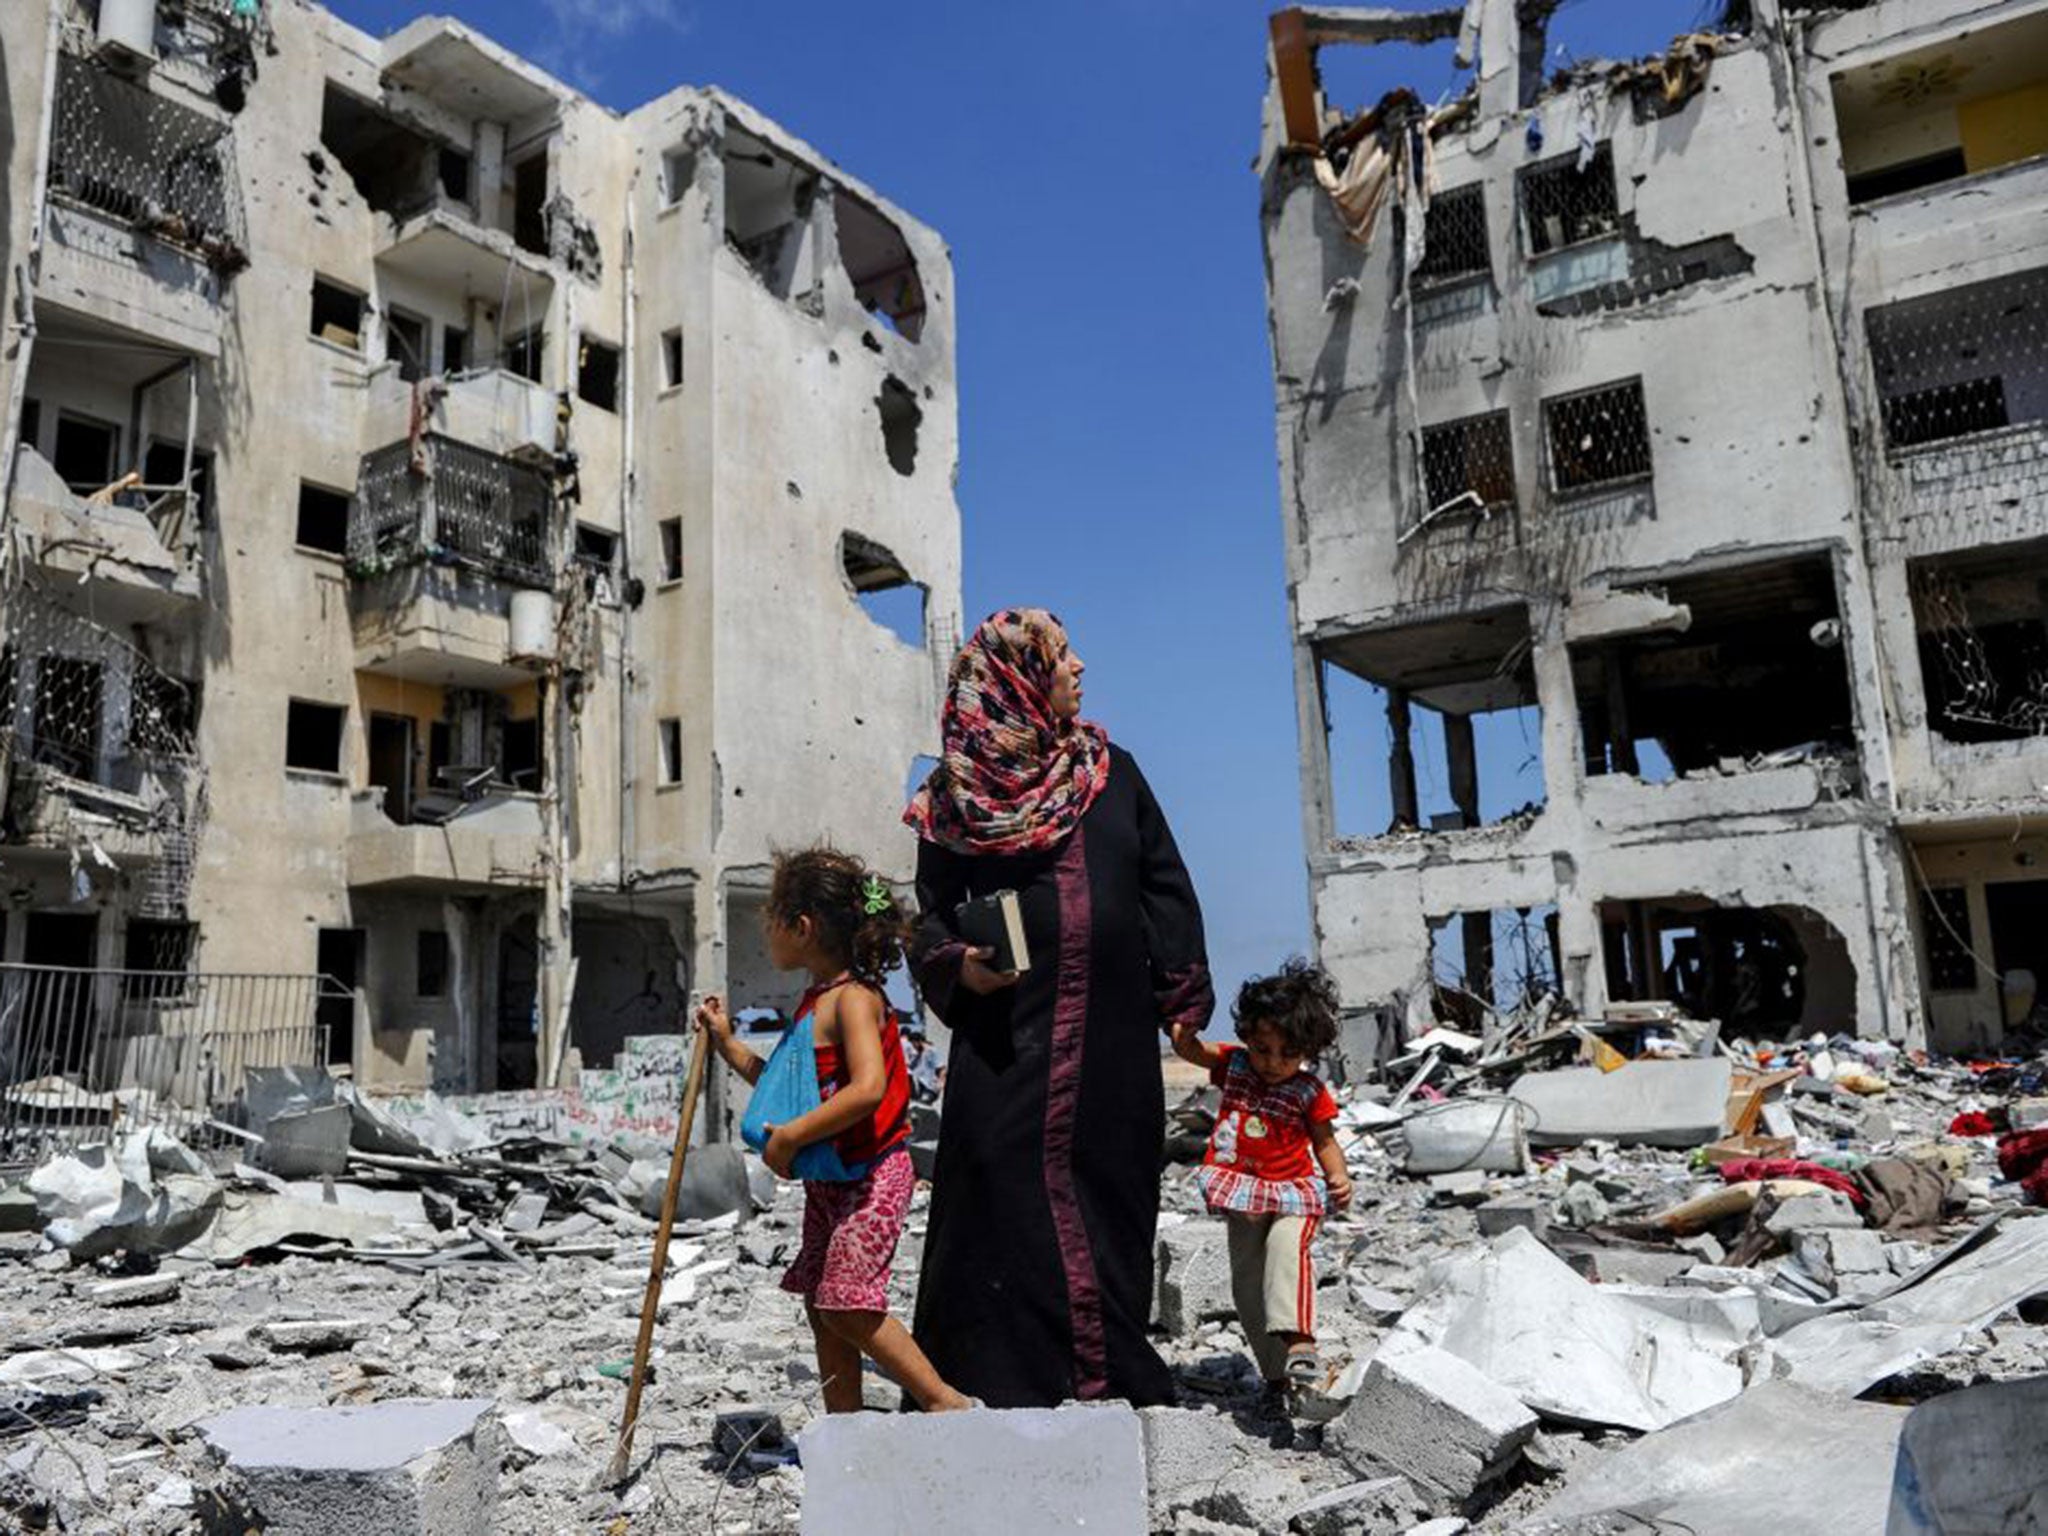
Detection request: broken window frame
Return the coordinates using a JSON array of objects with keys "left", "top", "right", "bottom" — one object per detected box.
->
[
  {"left": 1417, "top": 409, "right": 1516, "bottom": 528},
  {"left": 1865, "top": 266, "right": 2047, "bottom": 457},
  {"left": 309, "top": 276, "right": 365, "bottom": 352},
  {"left": 1910, "top": 548, "right": 2048, "bottom": 746},
  {"left": 1412, "top": 182, "right": 1490, "bottom": 289},
  {"left": 284, "top": 698, "right": 347, "bottom": 777},
  {"left": 384, "top": 306, "right": 429, "bottom": 384},
  {"left": 1542, "top": 378, "right": 1653, "bottom": 499}
]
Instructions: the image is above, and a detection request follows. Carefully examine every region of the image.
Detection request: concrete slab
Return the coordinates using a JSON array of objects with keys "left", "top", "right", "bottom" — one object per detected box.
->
[
  {"left": 1510, "top": 1059, "right": 1733, "bottom": 1148},
  {"left": 797, "top": 1405, "right": 1145, "bottom": 1536},
  {"left": 1154, "top": 1223, "right": 1235, "bottom": 1335},
  {"left": 1888, "top": 1377, "right": 2048, "bottom": 1534},
  {"left": 1139, "top": 1406, "right": 1327, "bottom": 1529},
  {"left": 200, "top": 1397, "right": 497, "bottom": 1536},
  {"left": 1526, "top": 1381, "right": 1903, "bottom": 1536}
]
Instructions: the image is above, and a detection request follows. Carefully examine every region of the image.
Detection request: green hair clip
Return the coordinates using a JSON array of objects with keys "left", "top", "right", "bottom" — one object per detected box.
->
[{"left": 861, "top": 875, "right": 891, "bottom": 916}]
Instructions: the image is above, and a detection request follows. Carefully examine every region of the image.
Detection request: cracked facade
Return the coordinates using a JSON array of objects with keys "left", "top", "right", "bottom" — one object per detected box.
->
[
  {"left": 1260, "top": 0, "right": 2048, "bottom": 1062},
  {"left": 0, "top": 2, "right": 962, "bottom": 1119}
]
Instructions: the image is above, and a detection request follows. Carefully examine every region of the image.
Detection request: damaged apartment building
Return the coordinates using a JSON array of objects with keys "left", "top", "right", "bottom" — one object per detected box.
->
[
  {"left": 0, "top": 0, "right": 961, "bottom": 1137},
  {"left": 1262, "top": 0, "right": 2048, "bottom": 1062}
]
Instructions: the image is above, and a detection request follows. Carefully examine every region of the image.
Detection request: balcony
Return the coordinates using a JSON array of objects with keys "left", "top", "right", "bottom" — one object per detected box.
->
[
  {"left": 363, "top": 369, "right": 557, "bottom": 467},
  {"left": 376, "top": 205, "right": 555, "bottom": 326},
  {"left": 347, "top": 436, "right": 554, "bottom": 686},
  {"left": 7, "top": 448, "right": 200, "bottom": 628},
  {"left": 39, "top": 53, "right": 244, "bottom": 354},
  {"left": 347, "top": 787, "right": 544, "bottom": 891}
]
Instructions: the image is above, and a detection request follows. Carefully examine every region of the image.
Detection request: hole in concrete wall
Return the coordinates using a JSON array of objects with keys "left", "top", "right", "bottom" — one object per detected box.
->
[
  {"left": 511, "top": 152, "right": 549, "bottom": 257},
  {"left": 1912, "top": 538, "right": 2048, "bottom": 743},
  {"left": 840, "top": 531, "right": 926, "bottom": 648},
  {"left": 1601, "top": 898, "right": 1855, "bottom": 1039},
  {"left": 1519, "top": 143, "right": 1619, "bottom": 256},
  {"left": 320, "top": 84, "right": 457, "bottom": 218},
  {"left": 1574, "top": 554, "right": 1859, "bottom": 784},
  {"left": 657, "top": 517, "right": 683, "bottom": 582},
  {"left": 876, "top": 377, "right": 920, "bottom": 476},
  {"left": 296, "top": 481, "right": 351, "bottom": 555},
  {"left": 722, "top": 124, "right": 817, "bottom": 301},
  {"left": 1319, "top": 607, "right": 1544, "bottom": 838},
  {"left": 285, "top": 698, "right": 346, "bottom": 774},
  {"left": 1429, "top": 904, "right": 1561, "bottom": 1028},
  {"left": 577, "top": 335, "right": 620, "bottom": 412},
  {"left": 1543, "top": 378, "right": 1650, "bottom": 497},
  {"left": 1831, "top": 10, "right": 2048, "bottom": 206},
  {"left": 659, "top": 328, "right": 683, "bottom": 389},
  {"left": 662, "top": 147, "right": 696, "bottom": 206},
  {"left": 309, "top": 276, "right": 363, "bottom": 350},
  {"left": 833, "top": 189, "right": 925, "bottom": 342},
  {"left": 658, "top": 717, "right": 682, "bottom": 785},
  {"left": 1866, "top": 265, "right": 2047, "bottom": 451}
]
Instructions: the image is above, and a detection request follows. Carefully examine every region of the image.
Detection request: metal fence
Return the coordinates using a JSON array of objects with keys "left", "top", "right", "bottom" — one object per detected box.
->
[
  {"left": 0, "top": 965, "right": 333, "bottom": 1167},
  {"left": 352, "top": 436, "right": 553, "bottom": 588}
]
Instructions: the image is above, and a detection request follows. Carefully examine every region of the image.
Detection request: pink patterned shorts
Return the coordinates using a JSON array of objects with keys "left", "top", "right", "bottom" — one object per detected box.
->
[{"left": 780, "top": 1147, "right": 914, "bottom": 1313}]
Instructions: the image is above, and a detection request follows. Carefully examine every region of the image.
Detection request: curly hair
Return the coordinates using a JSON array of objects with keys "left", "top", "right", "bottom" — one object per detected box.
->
[
  {"left": 1232, "top": 958, "right": 1341, "bottom": 1061},
  {"left": 766, "top": 844, "right": 911, "bottom": 986}
]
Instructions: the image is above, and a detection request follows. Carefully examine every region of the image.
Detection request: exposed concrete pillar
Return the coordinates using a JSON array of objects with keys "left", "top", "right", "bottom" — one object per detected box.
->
[
  {"left": 1446, "top": 711, "right": 1479, "bottom": 828},
  {"left": 474, "top": 120, "right": 505, "bottom": 231},
  {"left": 1461, "top": 911, "right": 1496, "bottom": 1010},
  {"left": 1292, "top": 643, "right": 1337, "bottom": 853},
  {"left": 1387, "top": 688, "right": 1420, "bottom": 830},
  {"left": 691, "top": 874, "right": 729, "bottom": 1142}
]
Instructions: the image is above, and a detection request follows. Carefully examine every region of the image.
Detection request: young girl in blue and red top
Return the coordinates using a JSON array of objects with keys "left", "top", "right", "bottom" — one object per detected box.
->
[
  {"left": 1171, "top": 959, "right": 1351, "bottom": 1406},
  {"left": 696, "top": 846, "right": 973, "bottom": 1415}
]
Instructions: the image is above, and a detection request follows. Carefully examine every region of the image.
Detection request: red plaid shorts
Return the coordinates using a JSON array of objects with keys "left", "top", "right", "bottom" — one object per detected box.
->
[{"left": 779, "top": 1147, "right": 914, "bottom": 1313}]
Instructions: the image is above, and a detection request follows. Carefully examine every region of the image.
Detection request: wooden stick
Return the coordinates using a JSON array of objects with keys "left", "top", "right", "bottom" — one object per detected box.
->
[{"left": 603, "top": 1024, "right": 710, "bottom": 1485}]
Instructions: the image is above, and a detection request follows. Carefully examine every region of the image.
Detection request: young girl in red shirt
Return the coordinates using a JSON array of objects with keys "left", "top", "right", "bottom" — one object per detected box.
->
[
  {"left": 1171, "top": 960, "right": 1352, "bottom": 1408},
  {"left": 697, "top": 846, "right": 973, "bottom": 1414}
]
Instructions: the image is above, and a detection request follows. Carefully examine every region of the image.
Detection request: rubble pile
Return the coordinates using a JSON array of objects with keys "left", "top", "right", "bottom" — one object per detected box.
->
[{"left": 1, "top": 1010, "right": 2045, "bottom": 1533}]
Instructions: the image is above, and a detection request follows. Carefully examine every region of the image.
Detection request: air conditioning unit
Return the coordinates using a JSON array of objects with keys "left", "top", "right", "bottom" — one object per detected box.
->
[{"left": 95, "top": 0, "right": 158, "bottom": 70}]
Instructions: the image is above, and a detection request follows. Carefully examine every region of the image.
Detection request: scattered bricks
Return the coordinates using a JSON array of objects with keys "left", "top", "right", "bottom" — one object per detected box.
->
[
  {"left": 1764, "top": 1192, "right": 1862, "bottom": 1238},
  {"left": 199, "top": 1398, "right": 498, "bottom": 1536},
  {"left": 1324, "top": 1346, "right": 1538, "bottom": 1503},
  {"left": 1139, "top": 1406, "right": 1320, "bottom": 1528},
  {"left": 252, "top": 1318, "right": 374, "bottom": 1354},
  {"left": 1155, "top": 1224, "right": 1235, "bottom": 1335},
  {"left": 88, "top": 1274, "right": 181, "bottom": 1307},
  {"left": 798, "top": 1404, "right": 1146, "bottom": 1536},
  {"left": 1475, "top": 1196, "right": 1546, "bottom": 1241}
]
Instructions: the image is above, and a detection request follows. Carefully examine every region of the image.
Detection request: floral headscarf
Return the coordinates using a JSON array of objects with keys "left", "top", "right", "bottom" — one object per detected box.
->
[{"left": 903, "top": 608, "right": 1111, "bottom": 855}]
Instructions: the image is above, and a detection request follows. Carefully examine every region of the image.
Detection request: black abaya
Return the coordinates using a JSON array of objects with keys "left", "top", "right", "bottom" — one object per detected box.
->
[{"left": 908, "top": 745, "right": 1213, "bottom": 1408}]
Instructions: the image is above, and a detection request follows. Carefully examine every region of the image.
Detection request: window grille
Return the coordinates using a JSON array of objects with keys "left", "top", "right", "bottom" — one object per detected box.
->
[
  {"left": 1867, "top": 266, "right": 2048, "bottom": 451},
  {"left": 351, "top": 436, "right": 553, "bottom": 588},
  {"left": 1544, "top": 380, "right": 1651, "bottom": 496},
  {"left": 1919, "top": 888, "right": 1977, "bottom": 993},
  {"left": 1414, "top": 183, "right": 1489, "bottom": 285},
  {"left": 1419, "top": 412, "right": 1516, "bottom": 520},
  {"left": 1520, "top": 143, "right": 1620, "bottom": 256}
]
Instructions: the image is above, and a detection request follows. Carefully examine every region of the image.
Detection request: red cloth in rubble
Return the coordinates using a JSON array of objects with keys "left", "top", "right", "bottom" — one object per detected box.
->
[
  {"left": 1948, "top": 1110, "right": 2002, "bottom": 1137},
  {"left": 1716, "top": 1158, "right": 1867, "bottom": 1207},
  {"left": 1996, "top": 1128, "right": 2048, "bottom": 1191}
]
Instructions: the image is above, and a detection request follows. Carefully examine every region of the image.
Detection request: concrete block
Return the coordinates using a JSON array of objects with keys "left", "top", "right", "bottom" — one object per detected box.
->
[
  {"left": 253, "top": 1318, "right": 373, "bottom": 1354},
  {"left": 797, "top": 1404, "right": 1145, "bottom": 1536},
  {"left": 1155, "top": 1223, "right": 1235, "bottom": 1335},
  {"left": 1675, "top": 1233, "right": 1726, "bottom": 1266},
  {"left": 88, "top": 1274, "right": 180, "bottom": 1307},
  {"left": 1283, "top": 1475, "right": 1426, "bottom": 1536},
  {"left": 1428, "top": 1170, "right": 1488, "bottom": 1204},
  {"left": 1475, "top": 1196, "right": 1546, "bottom": 1241},
  {"left": 1793, "top": 1227, "right": 1887, "bottom": 1287},
  {"left": 1347, "top": 1279, "right": 1406, "bottom": 1324},
  {"left": 1325, "top": 1346, "right": 1537, "bottom": 1501},
  {"left": 1763, "top": 1192, "right": 1862, "bottom": 1237},
  {"left": 1140, "top": 1406, "right": 1319, "bottom": 1527},
  {"left": 199, "top": 1398, "right": 497, "bottom": 1536},
  {"left": 1510, "top": 1059, "right": 1733, "bottom": 1148}
]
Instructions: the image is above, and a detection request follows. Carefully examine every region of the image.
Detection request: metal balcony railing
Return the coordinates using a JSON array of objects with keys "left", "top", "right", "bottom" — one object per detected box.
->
[
  {"left": 49, "top": 52, "right": 247, "bottom": 271},
  {"left": 349, "top": 435, "right": 553, "bottom": 588}
]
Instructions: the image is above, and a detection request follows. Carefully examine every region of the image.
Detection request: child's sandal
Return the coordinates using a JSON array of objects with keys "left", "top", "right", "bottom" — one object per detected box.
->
[{"left": 1284, "top": 1348, "right": 1321, "bottom": 1389}]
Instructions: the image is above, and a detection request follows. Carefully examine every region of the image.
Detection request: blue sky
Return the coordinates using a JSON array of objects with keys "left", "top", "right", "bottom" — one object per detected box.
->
[{"left": 331, "top": 0, "right": 1725, "bottom": 1028}]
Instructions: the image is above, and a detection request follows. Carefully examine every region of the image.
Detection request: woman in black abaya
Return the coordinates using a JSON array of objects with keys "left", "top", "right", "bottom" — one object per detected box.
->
[{"left": 904, "top": 608, "right": 1212, "bottom": 1407}]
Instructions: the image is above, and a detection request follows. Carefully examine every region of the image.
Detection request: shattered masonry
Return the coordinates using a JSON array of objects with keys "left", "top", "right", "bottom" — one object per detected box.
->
[
  {"left": 1261, "top": 0, "right": 2048, "bottom": 1069},
  {"left": 0, "top": 1, "right": 964, "bottom": 1139}
]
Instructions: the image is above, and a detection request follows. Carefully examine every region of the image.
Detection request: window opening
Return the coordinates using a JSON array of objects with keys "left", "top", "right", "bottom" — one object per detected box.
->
[
  {"left": 1418, "top": 410, "right": 1515, "bottom": 528},
  {"left": 657, "top": 517, "right": 683, "bottom": 582},
  {"left": 123, "top": 919, "right": 196, "bottom": 984},
  {"left": 316, "top": 928, "right": 360, "bottom": 1068},
  {"left": 438, "top": 146, "right": 471, "bottom": 204},
  {"left": 297, "top": 482, "right": 351, "bottom": 554},
  {"left": 1544, "top": 379, "right": 1651, "bottom": 496},
  {"left": 721, "top": 125, "right": 817, "bottom": 301},
  {"left": 319, "top": 84, "right": 459, "bottom": 218},
  {"left": 1429, "top": 904, "right": 1560, "bottom": 1027},
  {"left": 503, "top": 328, "right": 545, "bottom": 384},
  {"left": 443, "top": 326, "right": 469, "bottom": 374},
  {"left": 833, "top": 190, "right": 925, "bottom": 342},
  {"left": 52, "top": 413, "right": 119, "bottom": 492},
  {"left": 1912, "top": 540, "right": 2048, "bottom": 744},
  {"left": 840, "top": 532, "right": 926, "bottom": 648},
  {"left": 662, "top": 148, "right": 696, "bottom": 206},
  {"left": 1865, "top": 265, "right": 2047, "bottom": 452},
  {"left": 1414, "top": 182, "right": 1489, "bottom": 286},
  {"left": 141, "top": 440, "right": 212, "bottom": 523},
  {"left": 658, "top": 718, "right": 682, "bottom": 784},
  {"left": 660, "top": 328, "right": 683, "bottom": 389},
  {"left": 512, "top": 153, "right": 549, "bottom": 256},
  {"left": 385, "top": 309, "right": 428, "bottom": 384},
  {"left": 310, "top": 277, "right": 364, "bottom": 350},
  {"left": 1601, "top": 899, "right": 1852, "bottom": 1040},
  {"left": 1520, "top": 143, "right": 1619, "bottom": 255},
  {"left": 1920, "top": 887, "right": 1977, "bottom": 993},
  {"left": 285, "top": 699, "right": 346, "bottom": 774},
  {"left": 578, "top": 336, "right": 621, "bottom": 412},
  {"left": 501, "top": 716, "right": 540, "bottom": 790}
]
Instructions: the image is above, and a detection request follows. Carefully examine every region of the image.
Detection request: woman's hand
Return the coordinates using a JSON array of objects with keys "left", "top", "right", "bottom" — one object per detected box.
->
[
  {"left": 694, "top": 993, "right": 734, "bottom": 1040},
  {"left": 959, "top": 947, "right": 1020, "bottom": 996},
  {"left": 763, "top": 1124, "right": 798, "bottom": 1179}
]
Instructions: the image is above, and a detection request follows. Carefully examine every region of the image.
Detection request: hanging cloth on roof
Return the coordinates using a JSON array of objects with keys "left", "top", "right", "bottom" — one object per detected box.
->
[{"left": 1313, "top": 138, "right": 1397, "bottom": 246}]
